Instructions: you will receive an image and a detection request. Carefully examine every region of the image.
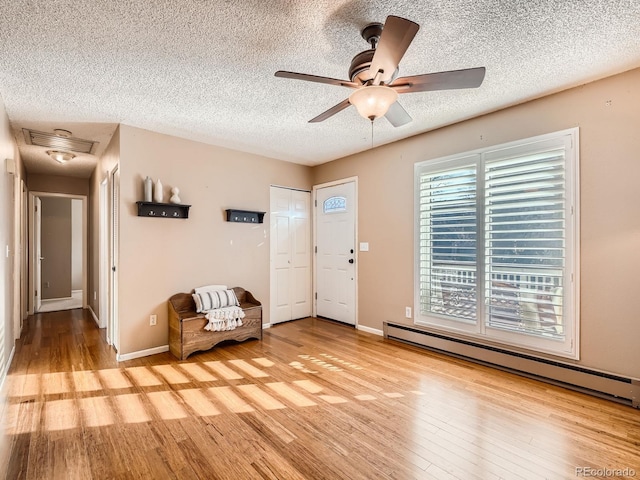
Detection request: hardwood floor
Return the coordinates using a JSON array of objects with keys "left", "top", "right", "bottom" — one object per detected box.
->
[{"left": 1, "top": 309, "right": 639, "bottom": 479}]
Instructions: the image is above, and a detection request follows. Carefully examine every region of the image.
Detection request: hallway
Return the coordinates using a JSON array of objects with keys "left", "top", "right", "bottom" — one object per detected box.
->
[{"left": 37, "top": 290, "right": 83, "bottom": 313}]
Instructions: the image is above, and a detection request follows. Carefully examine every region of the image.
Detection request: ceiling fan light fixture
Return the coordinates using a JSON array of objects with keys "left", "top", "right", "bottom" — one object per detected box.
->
[
  {"left": 46, "top": 150, "right": 76, "bottom": 163},
  {"left": 349, "top": 85, "right": 398, "bottom": 121}
]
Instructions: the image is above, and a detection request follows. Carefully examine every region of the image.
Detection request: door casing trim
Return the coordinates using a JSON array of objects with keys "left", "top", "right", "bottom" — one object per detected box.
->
[{"left": 28, "top": 191, "right": 88, "bottom": 315}]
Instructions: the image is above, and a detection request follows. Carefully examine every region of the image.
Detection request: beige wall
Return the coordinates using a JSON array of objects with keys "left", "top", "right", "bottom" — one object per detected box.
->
[
  {"left": 313, "top": 67, "right": 640, "bottom": 379},
  {"left": 0, "top": 93, "right": 23, "bottom": 391},
  {"left": 27, "top": 174, "right": 90, "bottom": 196},
  {"left": 89, "top": 126, "right": 120, "bottom": 326},
  {"left": 116, "top": 125, "right": 312, "bottom": 355},
  {"left": 40, "top": 197, "right": 72, "bottom": 299}
]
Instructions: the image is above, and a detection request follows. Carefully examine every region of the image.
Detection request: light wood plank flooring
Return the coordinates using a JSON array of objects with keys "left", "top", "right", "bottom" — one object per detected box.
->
[{"left": 1, "top": 309, "right": 639, "bottom": 479}]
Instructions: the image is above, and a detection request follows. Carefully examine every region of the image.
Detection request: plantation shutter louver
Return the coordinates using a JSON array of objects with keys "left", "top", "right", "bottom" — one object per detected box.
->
[
  {"left": 484, "top": 149, "right": 566, "bottom": 339},
  {"left": 418, "top": 163, "right": 478, "bottom": 323}
]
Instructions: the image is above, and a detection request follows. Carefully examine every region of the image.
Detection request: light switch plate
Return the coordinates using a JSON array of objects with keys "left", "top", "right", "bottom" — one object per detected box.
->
[{"left": 359, "top": 242, "right": 369, "bottom": 252}]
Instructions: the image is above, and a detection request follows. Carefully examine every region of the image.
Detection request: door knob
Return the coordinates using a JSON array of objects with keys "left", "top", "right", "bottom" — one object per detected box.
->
[{"left": 348, "top": 259, "right": 354, "bottom": 264}]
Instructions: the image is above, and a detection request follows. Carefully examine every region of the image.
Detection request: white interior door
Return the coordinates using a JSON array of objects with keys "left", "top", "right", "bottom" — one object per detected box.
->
[
  {"left": 99, "top": 179, "right": 109, "bottom": 331},
  {"left": 109, "top": 167, "right": 119, "bottom": 351},
  {"left": 34, "top": 196, "right": 42, "bottom": 312},
  {"left": 315, "top": 181, "right": 356, "bottom": 325},
  {"left": 270, "top": 187, "right": 311, "bottom": 325}
]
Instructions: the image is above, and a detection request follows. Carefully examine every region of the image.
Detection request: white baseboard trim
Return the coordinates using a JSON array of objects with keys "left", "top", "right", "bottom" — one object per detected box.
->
[
  {"left": 357, "top": 324, "right": 383, "bottom": 336},
  {"left": 262, "top": 323, "right": 271, "bottom": 329},
  {"left": 87, "top": 305, "right": 101, "bottom": 328},
  {"left": 117, "top": 345, "right": 169, "bottom": 362},
  {"left": 0, "top": 344, "right": 16, "bottom": 393}
]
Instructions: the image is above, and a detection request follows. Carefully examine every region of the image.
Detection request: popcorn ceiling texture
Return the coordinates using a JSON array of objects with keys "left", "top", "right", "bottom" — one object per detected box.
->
[{"left": 1, "top": 0, "right": 639, "bottom": 176}]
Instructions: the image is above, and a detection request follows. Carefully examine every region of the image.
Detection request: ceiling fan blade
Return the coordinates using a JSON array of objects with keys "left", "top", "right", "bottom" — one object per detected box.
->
[
  {"left": 309, "top": 98, "right": 352, "bottom": 123},
  {"left": 385, "top": 101, "right": 412, "bottom": 127},
  {"left": 369, "top": 16, "right": 420, "bottom": 84},
  {"left": 275, "top": 71, "right": 359, "bottom": 89},
  {"left": 392, "top": 67, "right": 486, "bottom": 93}
]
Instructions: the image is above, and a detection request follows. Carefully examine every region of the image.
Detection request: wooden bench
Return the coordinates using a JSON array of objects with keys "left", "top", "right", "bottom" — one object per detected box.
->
[{"left": 168, "top": 287, "right": 262, "bottom": 360}]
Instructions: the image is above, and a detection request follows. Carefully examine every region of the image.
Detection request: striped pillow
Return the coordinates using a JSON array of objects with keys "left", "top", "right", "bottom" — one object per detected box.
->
[{"left": 193, "top": 289, "right": 240, "bottom": 313}]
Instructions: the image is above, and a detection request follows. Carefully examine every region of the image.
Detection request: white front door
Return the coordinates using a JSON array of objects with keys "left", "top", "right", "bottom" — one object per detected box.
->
[
  {"left": 270, "top": 187, "right": 312, "bottom": 325},
  {"left": 315, "top": 181, "right": 356, "bottom": 325}
]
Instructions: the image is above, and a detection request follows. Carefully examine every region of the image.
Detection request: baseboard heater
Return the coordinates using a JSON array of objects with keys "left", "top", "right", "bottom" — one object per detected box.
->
[{"left": 384, "top": 322, "right": 639, "bottom": 408}]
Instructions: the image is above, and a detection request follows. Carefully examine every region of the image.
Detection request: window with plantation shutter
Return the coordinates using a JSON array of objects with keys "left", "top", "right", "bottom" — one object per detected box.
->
[{"left": 415, "top": 129, "right": 579, "bottom": 358}]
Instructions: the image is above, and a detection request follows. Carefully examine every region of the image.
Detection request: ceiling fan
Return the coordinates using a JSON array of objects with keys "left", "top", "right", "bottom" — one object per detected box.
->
[{"left": 275, "top": 15, "right": 485, "bottom": 127}]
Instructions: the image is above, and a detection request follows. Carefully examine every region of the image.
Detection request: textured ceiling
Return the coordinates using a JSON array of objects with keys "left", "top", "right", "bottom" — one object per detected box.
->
[{"left": 1, "top": 1, "right": 640, "bottom": 178}]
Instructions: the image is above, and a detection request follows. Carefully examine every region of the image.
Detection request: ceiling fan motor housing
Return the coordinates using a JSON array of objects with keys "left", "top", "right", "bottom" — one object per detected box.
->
[
  {"left": 349, "top": 49, "right": 399, "bottom": 84},
  {"left": 349, "top": 22, "right": 399, "bottom": 84},
  {"left": 349, "top": 49, "right": 375, "bottom": 83}
]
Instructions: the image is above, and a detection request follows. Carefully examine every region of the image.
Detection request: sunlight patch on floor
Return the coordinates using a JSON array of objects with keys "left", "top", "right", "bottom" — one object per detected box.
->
[
  {"left": 98, "top": 369, "right": 132, "bottom": 390},
  {"left": 177, "top": 389, "right": 221, "bottom": 417},
  {"left": 151, "top": 365, "right": 190, "bottom": 384},
  {"left": 293, "top": 380, "right": 323, "bottom": 394},
  {"left": 46, "top": 399, "right": 78, "bottom": 431},
  {"left": 252, "top": 357, "right": 275, "bottom": 367},
  {"left": 355, "top": 394, "right": 377, "bottom": 401},
  {"left": 8, "top": 373, "right": 40, "bottom": 397},
  {"left": 125, "top": 366, "right": 163, "bottom": 387},
  {"left": 209, "top": 386, "right": 254, "bottom": 413},
  {"left": 115, "top": 394, "right": 151, "bottom": 423},
  {"left": 80, "top": 396, "right": 114, "bottom": 427},
  {"left": 147, "top": 391, "right": 189, "bottom": 420},
  {"left": 3, "top": 357, "right": 426, "bottom": 434},
  {"left": 319, "top": 395, "right": 348, "bottom": 404},
  {"left": 42, "top": 372, "right": 71, "bottom": 395},
  {"left": 236, "top": 384, "right": 286, "bottom": 410},
  {"left": 203, "top": 361, "right": 243, "bottom": 380},
  {"left": 72, "top": 370, "right": 103, "bottom": 392},
  {"left": 266, "top": 382, "right": 317, "bottom": 407},
  {"left": 177, "top": 363, "right": 218, "bottom": 382},
  {"left": 384, "top": 392, "right": 404, "bottom": 398},
  {"left": 228, "top": 359, "right": 269, "bottom": 378}
]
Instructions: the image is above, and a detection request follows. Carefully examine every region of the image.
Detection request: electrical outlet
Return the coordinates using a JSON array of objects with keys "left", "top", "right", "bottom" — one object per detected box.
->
[
  {"left": 94, "top": 291, "right": 97, "bottom": 300},
  {"left": 405, "top": 307, "right": 412, "bottom": 319},
  {"left": 149, "top": 314, "right": 157, "bottom": 326},
  {"left": 45, "top": 281, "right": 50, "bottom": 288}
]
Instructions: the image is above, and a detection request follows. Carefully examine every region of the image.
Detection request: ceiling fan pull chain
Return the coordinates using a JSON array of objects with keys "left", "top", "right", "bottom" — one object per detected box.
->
[{"left": 371, "top": 119, "right": 374, "bottom": 149}]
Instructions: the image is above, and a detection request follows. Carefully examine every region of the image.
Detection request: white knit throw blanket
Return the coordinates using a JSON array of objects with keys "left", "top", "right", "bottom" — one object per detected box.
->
[{"left": 204, "top": 306, "right": 245, "bottom": 332}]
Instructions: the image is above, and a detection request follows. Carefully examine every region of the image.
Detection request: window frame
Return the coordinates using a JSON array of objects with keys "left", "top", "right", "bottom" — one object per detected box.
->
[{"left": 414, "top": 129, "right": 580, "bottom": 359}]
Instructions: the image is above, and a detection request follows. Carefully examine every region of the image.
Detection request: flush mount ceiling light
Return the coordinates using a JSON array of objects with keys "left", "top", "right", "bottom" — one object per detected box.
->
[
  {"left": 46, "top": 150, "right": 76, "bottom": 163},
  {"left": 348, "top": 85, "right": 399, "bottom": 121}
]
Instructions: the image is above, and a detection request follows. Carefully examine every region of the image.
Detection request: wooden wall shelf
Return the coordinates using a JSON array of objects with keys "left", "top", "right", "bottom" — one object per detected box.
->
[
  {"left": 136, "top": 201, "right": 191, "bottom": 219},
  {"left": 226, "top": 209, "right": 265, "bottom": 224}
]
